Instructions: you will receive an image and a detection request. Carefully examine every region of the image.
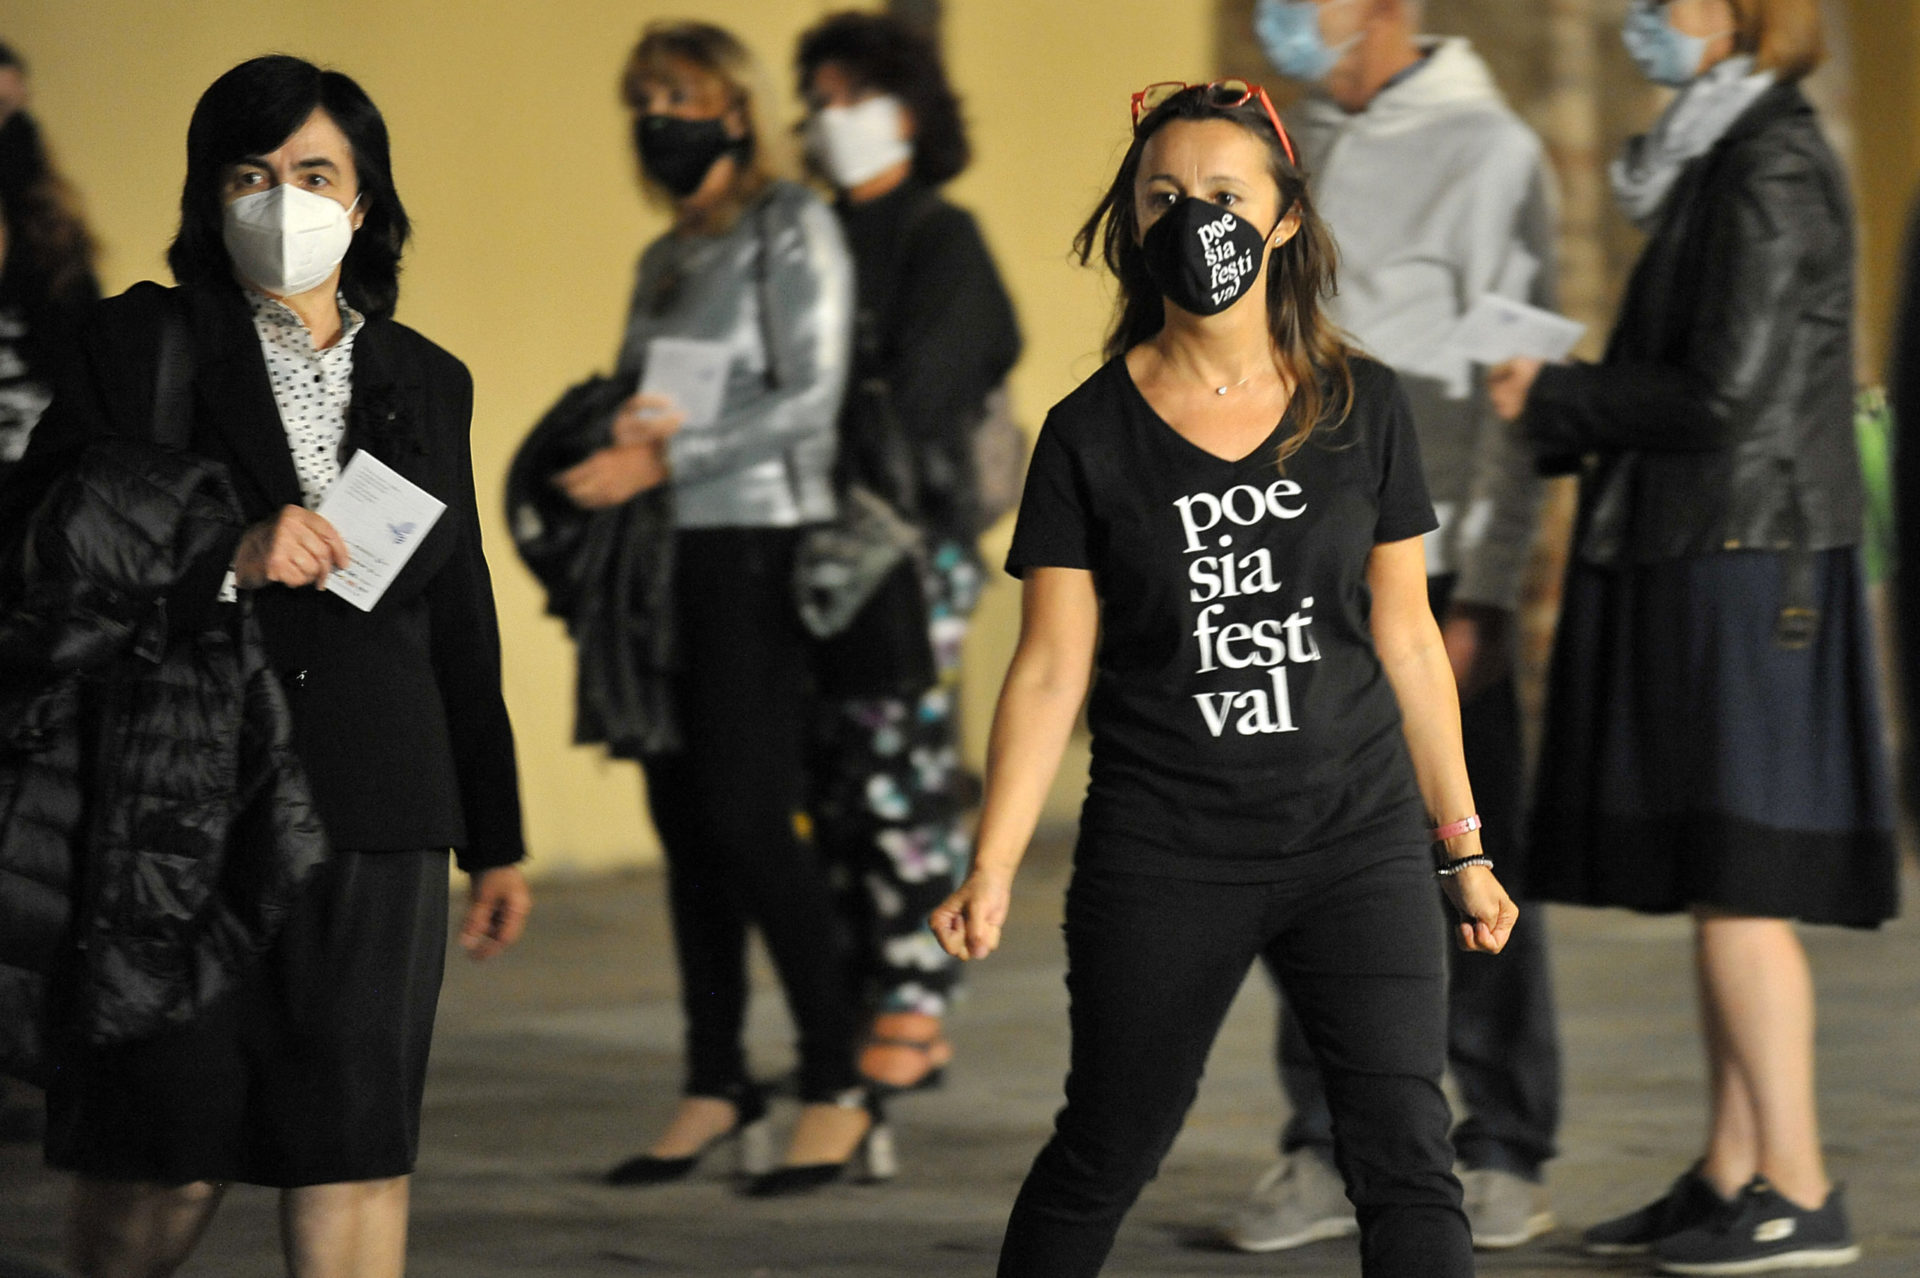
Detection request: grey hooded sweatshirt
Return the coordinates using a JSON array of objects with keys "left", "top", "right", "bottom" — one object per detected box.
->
[{"left": 1288, "top": 38, "right": 1555, "bottom": 610}]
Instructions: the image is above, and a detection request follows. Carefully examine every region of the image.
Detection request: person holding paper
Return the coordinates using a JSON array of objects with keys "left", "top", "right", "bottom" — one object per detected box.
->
[
  {"left": 555, "top": 22, "right": 876, "bottom": 1196},
  {"left": 1220, "top": 0, "right": 1564, "bottom": 1251},
  {"left": 1489, "top": 1, "right": 1892, "bottom": 1269},
  {"left": 794, "top": 10, "right": 1023, "bottom": 1098},
  {"left": 11, "top": 55, "right": 531, "bottom": 1278}
]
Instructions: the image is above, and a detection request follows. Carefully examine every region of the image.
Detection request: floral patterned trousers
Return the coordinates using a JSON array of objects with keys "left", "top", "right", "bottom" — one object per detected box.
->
[{"left": 812, "top": 541, "right": 982, "bottom": 1017}]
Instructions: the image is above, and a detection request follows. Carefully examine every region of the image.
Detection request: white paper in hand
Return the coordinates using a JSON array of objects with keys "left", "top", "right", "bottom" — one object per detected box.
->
[
  {"left": 1447, "top": 295, "right": 1587, "bottom": 365},
  {"left": 640, "top": 337, "right": 731, "bottom": 429},
  {"left": 315, "top": 450, "right": 446, "bottom": 612}
]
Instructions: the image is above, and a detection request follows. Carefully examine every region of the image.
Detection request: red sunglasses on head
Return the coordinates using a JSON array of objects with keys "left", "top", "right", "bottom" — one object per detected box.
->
[{"left": 1129, "top": 79, "right": 1298, "bottom": 167}]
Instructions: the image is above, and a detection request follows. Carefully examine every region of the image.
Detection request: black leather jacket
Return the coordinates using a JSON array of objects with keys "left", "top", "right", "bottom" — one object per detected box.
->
[{"left": 1526, "top": 84, "right": 1862, "bottom": 564}]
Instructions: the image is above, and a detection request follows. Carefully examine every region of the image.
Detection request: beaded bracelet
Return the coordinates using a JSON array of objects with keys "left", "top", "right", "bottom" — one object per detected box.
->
[
  {"left": 1430, "top": 815, "right": 1482, "bottom": 842},
  {"left": 1434, "top": 854, "right": 1494, "bottom": 878}
]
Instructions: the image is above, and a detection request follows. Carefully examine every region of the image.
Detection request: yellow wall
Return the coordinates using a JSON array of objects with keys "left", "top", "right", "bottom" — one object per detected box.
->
[
  {"left": 8, "top": 0, "right": 1210, "bottom": 873},
  {"left": 16, "top": 2, "right": 1916, "bottom": 875}
]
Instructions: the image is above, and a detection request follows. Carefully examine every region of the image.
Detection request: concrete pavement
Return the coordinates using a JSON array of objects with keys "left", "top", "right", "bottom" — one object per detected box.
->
[{"left": 3, "top": 838, "right": 1916, "bottom": 1276}]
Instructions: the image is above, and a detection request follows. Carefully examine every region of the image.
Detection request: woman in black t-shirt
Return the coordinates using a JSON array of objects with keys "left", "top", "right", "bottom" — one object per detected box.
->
[{"left": 929, "top": 83, "right": 1516, "bottom": 1278}]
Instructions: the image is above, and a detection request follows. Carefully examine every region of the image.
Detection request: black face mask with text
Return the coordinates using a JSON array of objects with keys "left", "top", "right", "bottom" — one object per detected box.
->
[
  {"left": 1141, "top": 197, "right": 1274, "bottom": 318},
  {"left": 634, "top": 113, "right": 744, "bottom": 199}
]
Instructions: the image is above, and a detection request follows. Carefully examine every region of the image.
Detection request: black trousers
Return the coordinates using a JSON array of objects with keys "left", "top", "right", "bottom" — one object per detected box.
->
[
  {"left": 998, "top": 840, "right": 1472, "bottom": 1278},
  {"left": 1273, "top": 576, "right": 1563, "bottom": 1177},
  {"left": 642, "top": 527, "right": 860, "bottom": 1102}
]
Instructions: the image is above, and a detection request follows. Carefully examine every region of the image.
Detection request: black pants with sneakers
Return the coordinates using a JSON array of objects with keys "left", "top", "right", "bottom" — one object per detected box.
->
[
  {"left": 996, "top": 837, "right": 1472, "bottom": 1278},
  {"left": 1274, "top": 575, "right": 1563, "bottom": 1179}
]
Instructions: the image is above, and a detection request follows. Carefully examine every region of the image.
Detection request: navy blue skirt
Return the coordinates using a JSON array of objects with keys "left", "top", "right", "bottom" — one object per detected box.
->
[{"left": 1530, "top": 549, "right": 1899, "bottom": 928}]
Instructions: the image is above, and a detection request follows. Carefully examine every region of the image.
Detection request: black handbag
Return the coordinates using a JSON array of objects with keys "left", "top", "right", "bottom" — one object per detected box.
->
[
  {"left": 748, "top": 201, "right": 933, "bottom": 701},
  {"left": 796, "top": 477, "right": 935, "bottom": 700},
  {"left": 794, "top": 356, "right": 936, "bottom": 700}
]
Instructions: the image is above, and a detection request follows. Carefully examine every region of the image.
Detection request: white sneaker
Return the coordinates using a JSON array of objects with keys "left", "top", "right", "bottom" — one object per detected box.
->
[
  {"left": 1462, "top": 1167, "right": 1556, "bottom": 1249},
  {"left": 1219, "top": 1149, "right": 1358, "bottom": 1253}
]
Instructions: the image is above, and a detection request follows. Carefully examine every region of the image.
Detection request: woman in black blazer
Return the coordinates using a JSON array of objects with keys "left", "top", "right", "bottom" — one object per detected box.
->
[{"left": 17, "top": 56, "right": 529, "bottom": 1278}]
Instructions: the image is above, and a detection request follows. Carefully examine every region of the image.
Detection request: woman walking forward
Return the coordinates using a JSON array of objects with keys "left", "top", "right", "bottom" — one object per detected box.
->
[{"left": 932, "top": 80, "right": 1515, "bottom": 1278}]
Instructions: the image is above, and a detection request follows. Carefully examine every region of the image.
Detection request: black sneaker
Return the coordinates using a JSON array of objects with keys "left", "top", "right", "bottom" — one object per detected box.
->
[
  {"left": 1654, "top": 1178, "right": 1860, "bottom": 1274},
  {"left": 1584, "top": 1165, "right": 1729, "bottom": 1256}
]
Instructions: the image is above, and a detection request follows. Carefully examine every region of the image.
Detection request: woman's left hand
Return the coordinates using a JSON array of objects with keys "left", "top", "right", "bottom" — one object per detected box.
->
[
  {"left": 1441, "top": 865, "right": 1519, "bottom": 954},
  {"left": 553, "top": 442, "right": 670, "bottom": 509},
  {"left": 1486, "top": 357, "right": 1543, "bottom": 423},
  {"left": 461, "top": 865, "right": 532, "bottom": 961}
]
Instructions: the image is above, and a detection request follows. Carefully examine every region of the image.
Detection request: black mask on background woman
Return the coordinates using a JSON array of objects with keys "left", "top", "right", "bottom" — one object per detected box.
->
[
  {"left": 1141, "top": 196, "right": 1276, "bottom": 317},
  {"left": 634, "top": 114, "right": 744, "bottom": 198}
]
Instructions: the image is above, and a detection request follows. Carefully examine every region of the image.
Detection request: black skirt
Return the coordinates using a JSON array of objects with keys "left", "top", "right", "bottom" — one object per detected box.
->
[
  {"left": 1530, "top": 549, "right": 1898, "bottom": 928},
  {"left": 46, "top": 849, "right": 450, "bottom": 1187}
]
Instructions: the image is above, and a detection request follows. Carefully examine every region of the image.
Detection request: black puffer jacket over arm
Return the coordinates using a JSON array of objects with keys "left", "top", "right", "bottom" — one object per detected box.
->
[{"left": 0, "top": 440, "right": 328, "bottom": 1084}]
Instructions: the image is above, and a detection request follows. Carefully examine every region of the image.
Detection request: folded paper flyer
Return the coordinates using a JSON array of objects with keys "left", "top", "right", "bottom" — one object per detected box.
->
[{"left": 315, "top": 449, "right": 446, "bottom": 612}]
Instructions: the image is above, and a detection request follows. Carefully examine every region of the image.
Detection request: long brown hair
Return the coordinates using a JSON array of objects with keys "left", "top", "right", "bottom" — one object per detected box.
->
[{"left": 1074, "top": 85, "right": 1353, "bottom": 468}]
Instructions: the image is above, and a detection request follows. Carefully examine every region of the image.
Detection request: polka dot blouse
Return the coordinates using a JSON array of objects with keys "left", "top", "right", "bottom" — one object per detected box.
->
[{"left": 246, "top": 289, "right": 366, "bottom": 509}]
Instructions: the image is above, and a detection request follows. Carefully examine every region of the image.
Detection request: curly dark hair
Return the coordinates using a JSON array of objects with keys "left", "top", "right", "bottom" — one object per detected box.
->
[
  {"left": 795, "top": 11, "right": 969, "bottom": 187},
  {"left": 168, "top": 55, "right": 410, "bottom": 321},
  {"left": 0, "top": 44, "right": 100, "bottom": 311},
  {"left": 1075, "top": 85, "right": 1353, "bottom": 464}
]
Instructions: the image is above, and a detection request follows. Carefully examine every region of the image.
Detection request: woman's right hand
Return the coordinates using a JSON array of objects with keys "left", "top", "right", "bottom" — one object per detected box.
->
[
  {"left": 611, "top": 392, "right": 686, "bottom": 446},
  {"left": 233, "top": 505, "right": 351, "bottom": 590},
  {"left": 931, "top": 866, "right": 1015, "bottom": 961}
]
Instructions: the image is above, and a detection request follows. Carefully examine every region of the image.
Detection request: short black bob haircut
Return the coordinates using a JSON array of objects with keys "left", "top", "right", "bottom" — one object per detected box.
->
[
  {"left": 168, "top": 55, "right": 410, "bottom": 321},
  {"left": 795, "top": 11, "right": 970, "bottom": 188}
]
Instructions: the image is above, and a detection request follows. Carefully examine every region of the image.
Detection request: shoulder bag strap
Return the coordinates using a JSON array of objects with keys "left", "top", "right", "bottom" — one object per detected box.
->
[
  {"left": 151, "top": 294, "right": 195, "bottom": 449},
  {"left": 752, "top": 197, "right": 783, "bottom": 391}
]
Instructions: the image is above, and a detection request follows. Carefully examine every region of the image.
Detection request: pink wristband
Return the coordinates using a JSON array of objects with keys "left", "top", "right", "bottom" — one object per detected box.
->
[{"left": 1430, "top": 815, "right": 1483, "bottom": 842}]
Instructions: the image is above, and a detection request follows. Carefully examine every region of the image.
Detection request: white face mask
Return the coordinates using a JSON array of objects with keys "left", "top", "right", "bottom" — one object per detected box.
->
[
  {"left": 221, "top": 184, "right": 360, "bottom": 297},
  {"left": 807, "top": 95, "right": 913, "bottom": 190}
]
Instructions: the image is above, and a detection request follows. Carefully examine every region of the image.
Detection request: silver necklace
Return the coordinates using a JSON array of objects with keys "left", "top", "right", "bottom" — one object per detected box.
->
[{"left": 1215, "top": 374, "right": 1255, "bottom": 396}]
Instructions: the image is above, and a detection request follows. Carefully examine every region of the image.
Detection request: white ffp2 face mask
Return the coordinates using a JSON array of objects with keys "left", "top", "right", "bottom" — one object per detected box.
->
[
  {"left": 222, "top": 184, "right": 359, "bottom": 297},
  {"left": 807, "top": 95, "right": 913, "bottom": 190}
]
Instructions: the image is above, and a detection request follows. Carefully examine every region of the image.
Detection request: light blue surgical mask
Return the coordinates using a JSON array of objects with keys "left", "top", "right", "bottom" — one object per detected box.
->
[
  {"left": 1622, "top": 1, "right": 1728, "bottom": 87},
  {"left": 1254, "top": 0, "right": 1361, "bottom": 84}
]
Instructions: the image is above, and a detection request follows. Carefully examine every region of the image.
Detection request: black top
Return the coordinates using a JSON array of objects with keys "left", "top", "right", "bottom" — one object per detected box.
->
[
  {"left": 1526, "top": 84, "right": 1862, "bottom": 565},
  {"left": 837, "top": 180, "right": 1020, "bottom": 542},
  {"left": 13, "top": 282, "right": 526, "bottom": 872},
  {"left": 1007, "top": 355, "right": 1436, "bottom": 879}
]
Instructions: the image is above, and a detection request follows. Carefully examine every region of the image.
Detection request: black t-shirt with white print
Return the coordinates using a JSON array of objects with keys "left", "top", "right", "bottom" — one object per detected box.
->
[{"left": 1006, "top": 354, "right": 1438, "bottom": 880}]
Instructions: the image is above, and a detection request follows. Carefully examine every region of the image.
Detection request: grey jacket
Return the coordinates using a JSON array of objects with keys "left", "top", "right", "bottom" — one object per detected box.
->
[
  {"left": 1289, "top": 38, "right": 1555, "bottom": 609},
  {"left": 617, "top": 180, "right": 852, "bottom": 529}
]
